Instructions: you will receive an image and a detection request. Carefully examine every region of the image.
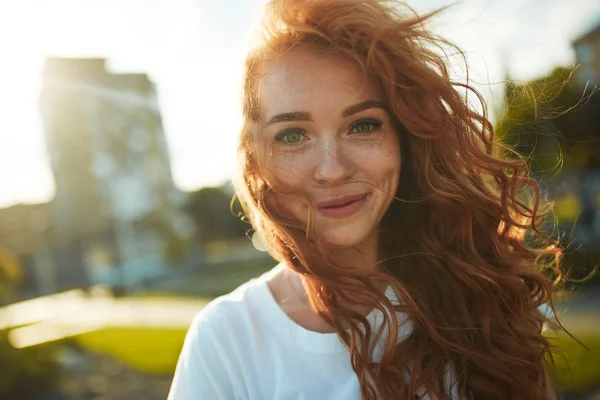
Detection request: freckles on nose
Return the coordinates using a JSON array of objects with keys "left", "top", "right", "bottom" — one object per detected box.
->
[
  {"left": 314, "top": 140, "right": 354, "bottom": 182},
  {"left": 319, "top": 141, "right": 340, "bottom": 166}
]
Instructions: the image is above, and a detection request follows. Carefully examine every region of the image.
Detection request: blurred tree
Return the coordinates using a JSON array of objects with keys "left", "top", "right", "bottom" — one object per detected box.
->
[
  {"left": 496, "top": 67, "right": 600, "bottom": 284},
  {"left": 158, "top": 218, "right": 189, "bottom": 264},
  {"left": 496, "top": 67, "right": 600, "bottom": 175},
  {"left": 185, "top": 184, "right": 249, "bottom": 242},
  {"left": 0, "top": 247, "right": 23, "bottom": 305}
]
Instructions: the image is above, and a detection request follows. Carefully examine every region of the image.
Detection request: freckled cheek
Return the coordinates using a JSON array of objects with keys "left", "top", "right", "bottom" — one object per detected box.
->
[
  {"left": 353, "top": 141, "right": 400, "bottom": 173},
  {"left": 366, "top": 142, "right": 401, "bottom": 191},
  {"left": 265, "top": 155, "right": 314, "bottom": 220},
  {"left": 268, "top": 154, "right": 313, "bottom": 189},
  {"left": 385, "top": 148, "right": 402, "bottom": 181}
]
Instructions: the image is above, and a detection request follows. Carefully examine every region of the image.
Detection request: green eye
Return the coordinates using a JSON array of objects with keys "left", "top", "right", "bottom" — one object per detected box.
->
[
  {"left": 350, "top": 119, "right": 383, "bottom": 135},
  {"left": 354, "top": 122, "right": 373, "bottom": 134},
  {"left": 275, "top": 130, "right": 306, "bottom": 145}
]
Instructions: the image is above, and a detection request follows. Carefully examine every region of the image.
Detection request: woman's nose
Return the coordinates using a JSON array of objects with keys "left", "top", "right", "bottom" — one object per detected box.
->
[{"left": 313, "top": 139, "right": 354, "bottom": 185}]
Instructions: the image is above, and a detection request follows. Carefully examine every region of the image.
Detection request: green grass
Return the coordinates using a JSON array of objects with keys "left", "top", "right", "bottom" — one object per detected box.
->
[
  {"left": 550, "top": 332, "right": 600, "bottom": 394},
  {"left": 74, "top": 327, "right": 187, "bottom": 375}
]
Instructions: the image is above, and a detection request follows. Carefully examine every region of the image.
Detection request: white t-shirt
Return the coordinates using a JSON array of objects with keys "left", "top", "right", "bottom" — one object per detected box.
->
[{"left": 168, "top": 264, "right": 458, "bottom": 399}]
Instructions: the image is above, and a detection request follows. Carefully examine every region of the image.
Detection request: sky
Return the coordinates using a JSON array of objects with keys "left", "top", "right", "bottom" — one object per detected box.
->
[{"left": 0, "top": 0, "right": 598, "bottom": 208}]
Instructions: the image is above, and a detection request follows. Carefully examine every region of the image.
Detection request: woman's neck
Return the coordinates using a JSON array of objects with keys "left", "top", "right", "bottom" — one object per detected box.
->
[
  {"left": 300, "top": 229, "right": 385, "bottom": 310},
  {"left": 268, "top": 228, "right": 385, "bottom": 333}
]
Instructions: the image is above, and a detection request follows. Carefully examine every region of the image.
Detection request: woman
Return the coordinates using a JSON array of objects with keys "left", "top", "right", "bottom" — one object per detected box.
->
[{"left": 169, "top": 0, "right": 562, "bottom": 398}]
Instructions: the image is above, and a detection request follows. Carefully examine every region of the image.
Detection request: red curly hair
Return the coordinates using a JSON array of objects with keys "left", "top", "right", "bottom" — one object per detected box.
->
[{"left": 234, "top": 0, "right": 563, "bottom": 398}]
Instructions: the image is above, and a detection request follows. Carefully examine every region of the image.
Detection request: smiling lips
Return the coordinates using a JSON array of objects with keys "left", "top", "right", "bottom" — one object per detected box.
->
[{"left": 316, "top": 193, "right": 369, "bottom": 219}]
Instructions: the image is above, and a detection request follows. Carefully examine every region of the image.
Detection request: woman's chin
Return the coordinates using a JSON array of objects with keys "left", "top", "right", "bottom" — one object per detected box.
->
[{"left": 316, "top": 229, "right": 372, "bottom": 250}]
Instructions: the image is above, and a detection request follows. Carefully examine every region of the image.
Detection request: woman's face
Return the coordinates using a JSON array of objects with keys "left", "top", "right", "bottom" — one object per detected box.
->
[{"left": 258, "top": 52, "right": 401, "bottom": 248}]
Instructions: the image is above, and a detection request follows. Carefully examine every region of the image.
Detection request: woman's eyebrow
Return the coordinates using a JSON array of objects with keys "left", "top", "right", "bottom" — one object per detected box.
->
[
  {"left": 264, "top": 99, "right": 387, "bottom": 128},
  {"left": 342, "top": 99, "right": 388, "bottom": 117},
  {"left": 264, "top": 111, "right": 311, "bottom": 127}
]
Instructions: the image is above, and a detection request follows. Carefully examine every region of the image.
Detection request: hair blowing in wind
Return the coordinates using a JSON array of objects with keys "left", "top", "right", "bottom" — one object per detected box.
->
[{"left": 234, "top": 0, "right": 565, "bottom": 398}]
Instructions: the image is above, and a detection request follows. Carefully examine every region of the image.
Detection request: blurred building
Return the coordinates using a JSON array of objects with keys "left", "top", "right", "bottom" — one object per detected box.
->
[
  {"left": 573, "top": 23, "right": 600, "bottom": 87},
  {"left": 572, "top": 24, "right": 600, "bottom": 249},
  {"left": 37, "top": 58, "right": 192, "bottom": 293}
]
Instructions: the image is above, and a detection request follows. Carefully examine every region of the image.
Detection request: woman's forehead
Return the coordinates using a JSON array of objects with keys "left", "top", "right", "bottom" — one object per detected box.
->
[{"left": 258, "top": 52, "right": 386, "bottom": 119}]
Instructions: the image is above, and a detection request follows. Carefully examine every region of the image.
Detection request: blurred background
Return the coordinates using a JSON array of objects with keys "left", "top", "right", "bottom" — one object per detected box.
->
[{"left": 0, "top": 0, "right": 599, "bottom": 399}]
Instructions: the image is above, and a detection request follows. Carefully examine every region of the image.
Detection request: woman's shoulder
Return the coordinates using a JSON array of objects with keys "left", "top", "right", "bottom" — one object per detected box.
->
[{"left": 169, "top": 267, "right": 281, "bottom": 400}]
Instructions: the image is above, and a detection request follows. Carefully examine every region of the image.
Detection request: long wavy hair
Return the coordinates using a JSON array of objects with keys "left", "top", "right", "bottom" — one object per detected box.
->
[{"left": 234, "top": 0, "right": 564, "bottom": 398}]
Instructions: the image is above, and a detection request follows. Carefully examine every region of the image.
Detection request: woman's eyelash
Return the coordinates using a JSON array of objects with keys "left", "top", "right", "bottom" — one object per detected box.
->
[
  {"left": 350, "top": 118, "right": 383, "bottom": 132},
  {"left": 274, "top": 129, "right": 306, "bottom": 144},
  {"left": 354, "top": 118, "right": 382, "bottom": 125}
]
